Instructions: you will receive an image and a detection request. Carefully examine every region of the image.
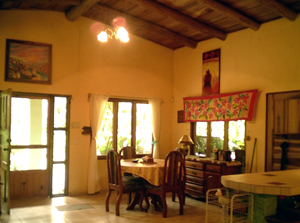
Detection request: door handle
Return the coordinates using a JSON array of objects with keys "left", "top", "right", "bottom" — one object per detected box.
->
[{"left": 3, "top": 148, "right": 10, "bottom": 151}]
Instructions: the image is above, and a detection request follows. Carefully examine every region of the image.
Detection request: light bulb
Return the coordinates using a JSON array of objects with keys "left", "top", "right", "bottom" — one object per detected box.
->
[
  {"left": 116, "top": 27, "right": 129, "bottom": 42},
  {"left": 97, "top": 31, "right": 108, "bottom": 42}
]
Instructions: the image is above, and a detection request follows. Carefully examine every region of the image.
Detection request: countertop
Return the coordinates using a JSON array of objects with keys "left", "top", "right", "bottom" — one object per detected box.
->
[{"left": 221, "top": 169, "right": 300, "bottom": 196}]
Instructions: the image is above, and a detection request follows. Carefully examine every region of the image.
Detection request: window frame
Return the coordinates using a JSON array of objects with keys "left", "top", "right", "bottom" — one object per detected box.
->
[
  {"left": 190, "top": 120, "right": 246, "bottom": 158},
  {"left": 97, "top": 98, "right": 153, "bottom": 159}
]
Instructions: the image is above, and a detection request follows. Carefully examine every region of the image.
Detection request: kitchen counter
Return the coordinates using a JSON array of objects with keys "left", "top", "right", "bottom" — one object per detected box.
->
[
  {"left": 221, "top": 169, "right": 300, "bottom": 222},
  {"left": 221, "top": 169, "right": 300, "bottom": 196}
]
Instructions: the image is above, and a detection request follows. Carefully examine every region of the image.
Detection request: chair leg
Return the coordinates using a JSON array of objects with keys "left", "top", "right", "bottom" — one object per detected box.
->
[
  {"left": 144, "top": 192, "right": 150, "bottom": 212},
  {"left": 139, "top": 191, "right": 144, "bottom": 212},
  {"left": 160, "top": 194, "right": 167, "bottom": 218},
  {"left": 115, "top": 193, "right": 123, "bottom": 216},
  {"left": 105, "top": 190, "right": 112, "bottom": 212},
  {"left": 172, "top": 192, "right": 176, "bottom": 202},
  {"left": 177, "top": 191, "right": 184, "bottom": 215}
]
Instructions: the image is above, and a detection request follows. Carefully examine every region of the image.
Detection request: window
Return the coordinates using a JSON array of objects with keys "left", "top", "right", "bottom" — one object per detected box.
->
[
  {"left": 96, "top": 98, "right": 153, "bottom": 157},
  {"left": 192, "top": 120, "right": 245, "bottom": 159}
]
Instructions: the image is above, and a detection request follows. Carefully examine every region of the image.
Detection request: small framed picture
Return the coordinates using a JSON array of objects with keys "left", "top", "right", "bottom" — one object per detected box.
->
[
  {"left": 177, "top": 110, "right": 184, "bottom": 123},
  {"left": 5, "top": 39, "right": 52, "bottom": 84}
]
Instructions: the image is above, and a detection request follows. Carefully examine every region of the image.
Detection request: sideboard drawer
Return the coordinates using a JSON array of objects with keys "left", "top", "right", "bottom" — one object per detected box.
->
[
  {"left": 186, "top": 168, "right": 204, "bottom": 178},
  {"left": 186, "top": 161, "right": 204, "bottom": 170},
  {"left": 186, "top": 182, "right": 204, "bottom": 194},
  {"left": 186, "top": 175, "right": 204, "bottom": 185},
  {"left": 206, "top": 164, "right": 221, "bottom": 173}
]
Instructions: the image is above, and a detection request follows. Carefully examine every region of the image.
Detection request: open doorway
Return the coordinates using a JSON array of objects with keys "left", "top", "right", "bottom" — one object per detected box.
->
[{"left": 9, "top": 92, "right": 70, "bottom": 199}]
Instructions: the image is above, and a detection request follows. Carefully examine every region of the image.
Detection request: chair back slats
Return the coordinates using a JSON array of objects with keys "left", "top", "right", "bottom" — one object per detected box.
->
[
  {"left": 119, "top": 146, "right": 136, "bottom": 159},
  {"left": 107, "top": 150, "right": 121, "bottom": 187},
  {"left": 163, "top": 151, "right": 184, "bottom": 190}
]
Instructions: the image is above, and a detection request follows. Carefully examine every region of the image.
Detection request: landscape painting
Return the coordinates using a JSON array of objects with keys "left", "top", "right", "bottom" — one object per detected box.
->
[{"left": 5, "top": 39, "right": 52, "bottom": 84}]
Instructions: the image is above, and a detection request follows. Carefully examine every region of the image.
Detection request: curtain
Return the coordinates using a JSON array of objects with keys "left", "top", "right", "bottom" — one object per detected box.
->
[
  {"left": 88, "top": 95, "right": 108, "bottom": 194},
  {"left": 149, "top": 99, "right": 162, "bottom": 159}
]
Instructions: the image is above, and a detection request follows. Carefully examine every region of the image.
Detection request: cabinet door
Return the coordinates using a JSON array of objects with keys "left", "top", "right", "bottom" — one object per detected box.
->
[{"left": 205, "top": 172, "right": 221, "bottom": 191}]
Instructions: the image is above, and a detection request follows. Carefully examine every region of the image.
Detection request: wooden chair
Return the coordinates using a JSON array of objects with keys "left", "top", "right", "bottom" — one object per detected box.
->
[
  {"left": 144, "top": 151, "right": 184, "bottom": 218},
  {"left": 105, "top": 150, "right": 144, "bottom": 216},
  {"left": 172, "top": 147, "right": 186, "bottom": 205},
  {"left": 119, "top": 146, "right": 139, "bottom": 204}
]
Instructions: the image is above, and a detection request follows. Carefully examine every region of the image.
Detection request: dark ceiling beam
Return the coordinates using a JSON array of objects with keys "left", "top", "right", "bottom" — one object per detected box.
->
[
  {"left": 93, "top": 4, "right": 198, "bottom": 49},
  {"left": 133, "top": 0, "right": 227, "bottom": 41},
  {"left": 256, "top": 0, "right": 298, "bottom": 21},
  {"left": 195, "top": 0, "right": 260, "bottom": 31},
  {"left": 0, "top": 0, "right": 81, "bottom": 4},
  {"left": 66, "top": 0, "right": 99, "bottom": 21}
]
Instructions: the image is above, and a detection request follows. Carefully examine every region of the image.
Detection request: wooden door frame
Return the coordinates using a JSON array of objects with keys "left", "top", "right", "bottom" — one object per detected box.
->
[{"left": 265, "top": 90, "right": 300, "bottom": 171}]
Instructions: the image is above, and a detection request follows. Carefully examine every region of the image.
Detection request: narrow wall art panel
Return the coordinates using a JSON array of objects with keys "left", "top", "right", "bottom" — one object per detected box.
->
[{"left": 202, "top": 49, "right": 220, "bottom": 96}]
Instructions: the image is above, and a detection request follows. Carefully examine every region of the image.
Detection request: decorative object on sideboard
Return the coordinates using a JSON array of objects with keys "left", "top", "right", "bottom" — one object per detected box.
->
[{"left": 178, "top": 135, "right": 194, "bottom": 155}]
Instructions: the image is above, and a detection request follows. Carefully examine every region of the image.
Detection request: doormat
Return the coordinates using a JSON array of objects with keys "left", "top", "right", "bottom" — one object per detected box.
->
[{"left": 55, "top": 204, "right": 93, "bottom": 211}]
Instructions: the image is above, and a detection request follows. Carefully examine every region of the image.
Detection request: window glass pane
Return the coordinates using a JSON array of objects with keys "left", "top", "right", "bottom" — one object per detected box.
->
[
  {"left": 96, "top": 102, "right": 113, "bottom": 155},
  {"left": 136, "top": 103, "right": 152, "bottom": 154},
  {"left": 11, "top": 98, "right": 48, "bottom": 145},
  {"left": 54, "top": 97, "right": 67, "bottom": 128},
  {"left": 228, "top": 120, "right": 245, "bottom": 151},
  {"left": 52, "top": 164, "right": 65, "bottom": 195},
  {"left": 10, "top": 148, "right": 47, "bottom": 171},
  {"left": 117, "top": 102, "right": 132, "bottom": 151},
  {"left": 211, "top": 121, "right": 225, "bottom": 152},
  {"left": 195, "top": 122, "right": 207, "bottom": 155},
  {"left": 53, "top": 130, "right": 66, "bottom": 161}
]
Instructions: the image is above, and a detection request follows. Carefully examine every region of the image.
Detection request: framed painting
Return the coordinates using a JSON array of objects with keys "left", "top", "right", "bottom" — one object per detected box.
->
[
  {"left": 5, "top": 39, "right": 52, "bottom": 84},
  {"left": 202, "top": 48, "right": 220, "bottom": 96}
]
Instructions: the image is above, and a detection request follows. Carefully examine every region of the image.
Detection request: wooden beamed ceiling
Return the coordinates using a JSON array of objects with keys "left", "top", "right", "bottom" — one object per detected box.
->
[{"left": 0, "top": 0, "right": 299, "bottom": 49}]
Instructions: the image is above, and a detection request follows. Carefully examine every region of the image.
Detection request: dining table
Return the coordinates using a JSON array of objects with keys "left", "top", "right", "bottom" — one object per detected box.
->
[{"left": 120, "top": 158, "right": 165, "bottom": 211}]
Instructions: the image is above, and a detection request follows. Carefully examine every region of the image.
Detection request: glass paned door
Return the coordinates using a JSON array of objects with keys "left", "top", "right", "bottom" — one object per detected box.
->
[
  {"left": 9, "top": 94, "right": 70, "bottom": 198},
  {"left": 52, "top": 96, "right": 69, "bottom": 196}
]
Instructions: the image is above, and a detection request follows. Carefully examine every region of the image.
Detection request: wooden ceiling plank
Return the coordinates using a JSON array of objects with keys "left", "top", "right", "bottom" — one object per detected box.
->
[
  {"left": 0, "top": 0, "right": 81, "bottom": 4},
  {"left": 195, "top": 0, "right": 260, "bottom": 31},
  {"left": 132, "top": 0, "right": 227, "bottom": 41},
  {"left": 66, "top": 0, "right": 100, "bottom": 21},
  {"left": 256, "top": 0, "right": 298, "bottom": 21},
  {"left": 93, "top": 4, "right": 198, "bottom": 48}
]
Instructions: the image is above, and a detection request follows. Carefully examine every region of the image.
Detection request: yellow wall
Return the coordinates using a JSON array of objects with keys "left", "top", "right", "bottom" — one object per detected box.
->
[
  {"left": 173, "top": 17, "right": 300, "bottom": 173},
  {"left": 0, "top": 10, "right": 174, "bottom": 195},
  {"left": 1, "top": 10, "right": 300, "bottom": 195}
]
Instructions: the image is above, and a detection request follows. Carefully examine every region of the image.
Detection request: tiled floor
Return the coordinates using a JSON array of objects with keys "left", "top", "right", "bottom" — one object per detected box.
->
[{"left": 1, "top": 193, "right": 207, "bottom": 222}]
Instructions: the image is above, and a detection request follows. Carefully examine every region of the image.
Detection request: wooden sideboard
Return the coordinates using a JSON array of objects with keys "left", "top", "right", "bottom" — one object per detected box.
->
[{"left": 185, "top": 155, "right": 242, "bottom": 199}]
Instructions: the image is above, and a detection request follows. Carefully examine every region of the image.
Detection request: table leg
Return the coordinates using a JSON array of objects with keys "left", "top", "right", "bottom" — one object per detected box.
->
[
  {"left": 150, "top": 194, "right": 163, "bottom": 212},
  {"left": 126, "top": 193, "right": 141, "bottom": 210}
]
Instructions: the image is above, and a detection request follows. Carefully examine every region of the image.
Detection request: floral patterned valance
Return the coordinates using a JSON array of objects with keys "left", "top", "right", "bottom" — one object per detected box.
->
[{"left": 183, "top": 89, "right": 258, "bottom": 122}]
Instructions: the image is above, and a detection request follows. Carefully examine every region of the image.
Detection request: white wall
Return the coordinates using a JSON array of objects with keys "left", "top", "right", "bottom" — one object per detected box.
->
[{"left": 173, "top": 17, "right": 300, "bottom": 173}]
